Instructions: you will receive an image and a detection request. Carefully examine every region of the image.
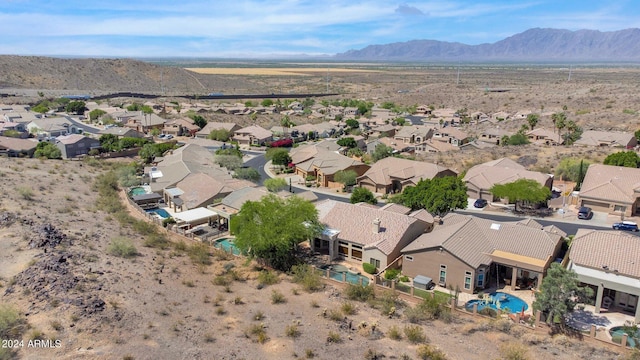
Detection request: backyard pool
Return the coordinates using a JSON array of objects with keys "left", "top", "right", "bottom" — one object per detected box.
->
[
  {"left": 320, "top": 264, "right": 370, "bottom": 286},
  {"left": 465, "top": 292, "right": 528, "bottom": 314},
  {"left": 214, "top": 238, "right": 241, "bottom": 256},
  {"left": 129, "top": 186, "right": 150, "bottom": 196},
  {"left": 145, "top": 208, "right": 171, "bottom": 219},
  {"left": 610, "top": 326, "right": 640, "bottom": 348}
]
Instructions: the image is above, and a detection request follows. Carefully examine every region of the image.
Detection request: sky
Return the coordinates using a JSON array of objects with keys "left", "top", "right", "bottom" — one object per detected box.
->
[{"left": 0, "top": 0, "right": 638, "bottom": 58}]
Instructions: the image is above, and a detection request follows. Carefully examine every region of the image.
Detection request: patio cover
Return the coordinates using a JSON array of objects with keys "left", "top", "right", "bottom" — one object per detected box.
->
[
  {"left": 172, "top": 207, "right": 218, "bottom": 224},
  {"left": 131, "top": 193, "right": 162, "bottom": 202},
  {"left": 488, "top": 250, "right": 549, "bottom": 273}
]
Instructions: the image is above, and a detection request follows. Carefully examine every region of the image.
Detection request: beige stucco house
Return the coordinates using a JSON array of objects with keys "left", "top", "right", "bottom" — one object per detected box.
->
[
  {"left": 357, "top": 157, "right": 457, "bottom": 194},
  {"left": 578, "top": 164, "right": 640, "bottom": 217}
]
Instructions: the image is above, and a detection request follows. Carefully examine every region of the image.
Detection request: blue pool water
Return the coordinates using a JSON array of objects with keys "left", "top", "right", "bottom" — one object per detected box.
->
[
  {"left": 610, "top": 326, "right": 639, "bottom": 348},
  {"left": 130, "top": 187, "right": 148, "bottom": 196},
  {"left": 214, "top": 238, "right": 241, "bottom": 256},
  {"left": 320, "top": 264, "right": 370, "bottom": 286},
  {"left": 465, "top": 292, "right": 528, "bottom": 314},
  {"left": 145, "top": 208, "right": 171, "bottom": 218}
]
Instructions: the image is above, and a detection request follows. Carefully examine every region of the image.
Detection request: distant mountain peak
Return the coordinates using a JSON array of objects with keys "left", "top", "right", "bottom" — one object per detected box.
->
[{"left": 335, "top": 28, "right": 640, "bottom": 62}]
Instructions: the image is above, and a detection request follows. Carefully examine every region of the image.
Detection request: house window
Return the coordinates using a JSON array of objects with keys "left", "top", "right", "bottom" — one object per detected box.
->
[
  {"left": 614, "top": 205, "right": 627, "bottom": 213},
  {"left": 370, "top": 258, "right": 380, "bottom": 269},
  {"left": 338, "top": 245, "right": 349, "bottom": 257},
  {"left": 405, "top": 255, "right": 414, "bottom": 261},
  {"left": 477, "top": 269, "right": 485, "bottom": 287},
  {"left": 439, "top": 265, "right": 447, "bottom": 286},
  {"left": 351, "top": 249, "right": 362, "bottom": 261},
  {"left": 464, "top": 271, "right": 472, "bottom": 290},
  {"left": 352, "top": 244, "right": 363, "bottom": 250}
]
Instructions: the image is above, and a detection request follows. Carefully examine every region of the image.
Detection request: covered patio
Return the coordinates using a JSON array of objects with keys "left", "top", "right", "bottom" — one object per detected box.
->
[{"left": 489, "top": 250, "right": 549, "bottom": 292}]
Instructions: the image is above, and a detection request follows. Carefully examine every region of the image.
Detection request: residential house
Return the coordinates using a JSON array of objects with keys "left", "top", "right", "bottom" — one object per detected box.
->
[
  {"left": 459, "top": 140, "right": 497, "bottom": 151},
  {"left": 415, "top": 139, "right": 459, "bottom": 153},
  {"left": 513, "top": 110, "right": 532, "bottom": 120},
  {"left": 98, "top": 127, "right": 145, "bottom": 138},
  {"left": 470, "top": 111, "right": 490, "bottom": 123},
  {"left": 357, "top": 157, "right": 457, "bottom": 194},
  {"left": 394, "top": 125, "right": 433, "bottom": 145},
  {"left": 145, "top": 143, "right": 233, "bottom": 193},
  {"left": 463, "top": 157, "right": 553, "bottom": 200},
  {"left": 312, "top": 200, "right": 433, "bottom": 270},
  {"left": 369, "top": 124, "right": 397, "bottom": 138},
  {"left": 431, "top": 127, "right": 470, "bottom": 147},
  {"left": 578, "top": 164, "right": 640, "bottom": 217},
  {"left": 574, "top": 130, "right": 637, "bottom": 148},
  {"left": 415, "top": 105, "right": 433, "bottom": 115},
  {"left": 401, "top": 213, "right": 564, "bottom": 294},
  {"left": 491, "top": 111, "right": 511, "bottom": 122},
  {"left": 163, "top": 173, "right": 235, "bottom": 212},
  {"left": 293, "top": 148, "right": 369, "bottom": 188},
  {"left": 55, "top": 134, "right": 101, "bottom": 159},
  {"left": 195, "top": 122, "right": 241, "bottom": 139},
  {"left": 567, "top": 229, "right": 640, "bottom": 322},
  {"left": 163, "top": 118, "right": 200, "bottom": 137},
  {"left": 366, "top": 137, "right": 414, "bottom": 155},
  {"left": 27, "top": 118, "right": 78, "bottom": 138},
  {"left": 207, "top": 186, "right": 266, "bottom": 227},
  {"left": 0, "top": 136, "right": 38, "bottom": 157},
  {"left": 122, "top": 112, "right": 167, "bottom": 134},
  {"left": 526, "top": 128, "right": 563, "bottom": 146},
  {"left": 0, "top": 122, "right": 28, "bottom": 138},
  {"left": 232, "top": 125, "right": 272, "bottom": 146},
  {"left": 478, "top": 127, "right": 511, "bottom": 145}
]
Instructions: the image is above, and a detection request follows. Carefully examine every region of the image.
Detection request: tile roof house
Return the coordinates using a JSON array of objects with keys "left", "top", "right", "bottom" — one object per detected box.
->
[
  {"left": 98, "top": 127, "right": 145, "bottom": 138},
  {"left": 393, "top": 125, "right": 433, "bottom": 145},
  {"left": 163, "top": 118, "right": 200, "bottom": 137},
  {"left": 163, "top": 173, "right": 235, "bottom": 211},
  {"left": 122, "top": 112, "right": 167, "bottom": 134},
  {"left": 578, "top": 164, "right": 640, "bottom": 217},
  {"left": 293, "top": 147, "right": 370, "bottom": 188},
  {"left": 526, "top": 128, "right": 564, "bottom": 145},
  {"left": 573, "top": 130, "right": 637, "bottom": 148},
  {"left": 357, "top": 157, "right": 457, "bottom": 194},
  {"left": 232, "top": 125, "right": 272, "bottom": 146},
  {"left": 312, "top": 199, "right": 434, "bottom": 271},
  {"left": 463, "top": 157, "right": 553, "bottom": 200},
  {"left": 195, "top": 122, "right": 241, "bottom": 139},
  {"left": 431, "top": 127, "right": 471, "bottom": 147},
  {"left": 55, "top": 134, "right": 101, "bottom": 159},
  {"left": 145, "top": 143, "right": 233, "bottom": 193},
  {"left": 27, "top": 117, "right": 78, "bottom": 138},
  {"left": 477, "top": 127, "right": 511, "bottom": 145},
  {"left": 0, "top": 136, "right": 38, "bottom": 157},
  {"left": 567, "top": 229, "right": 640, "bottom": 322},
  {"left": 401, "top": 213, "right": 564, "bottom": 294}
]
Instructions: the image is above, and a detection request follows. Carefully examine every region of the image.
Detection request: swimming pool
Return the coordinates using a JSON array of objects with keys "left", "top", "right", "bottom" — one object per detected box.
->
[
  {"left": 465, "top": 292, "right": 528, "bottom": 314},
  {"left": 145, "top": 208, "right": 171, "bottom": 219},
  {"left": 129, "top": 186, "right": 150, "bottom": 196},
  {"left": 214, "top": 238, "right": 241, "bottom": 256},
  {"left": 320, "top": 264, "right": 370, "bottom": 286},
  {"left": 610, "top": 326, "right": 640, "bottom": 348}
]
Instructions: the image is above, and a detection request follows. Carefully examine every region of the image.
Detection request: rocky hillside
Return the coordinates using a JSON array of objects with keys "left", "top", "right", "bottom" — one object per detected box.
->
[{"left": 335, "top": 28, "right": 640, "bottom": 61}]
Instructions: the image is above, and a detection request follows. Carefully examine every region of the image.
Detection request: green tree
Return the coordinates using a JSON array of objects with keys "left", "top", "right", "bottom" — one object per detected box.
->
[
  {"left": 138, "top": 142, "right": 175, "bottom": 163},
  {"left": 34, "top": 142, "right": 61, "bottom": 159},
  {"left": 603, "top": 151, "right": 640, "bottom": 168},
  {"left": 261, "top": 99, "right": 274, "bottom": 107},
  {"left": 266, "top": 148, "right": 291, "bottom": 166},
  {"left": 1, "top": 130, "right": 21, "bottom": 138},
  {"left": 532, "top": 263, "right": 593, "bottom": 332},
  {"left": 391, "top": 176, "right": 467, "bottom": 217},
  {"left": 280, "top": 115, "right": 294, "bottom": 137},
  {"left": 264, "top": 178, "right": 287, "bottom": 192},
  {"left": 336, "top": 137, "right": 357, "bottom": 148},
  {"left": 371, "top": 143, "right": 394, "bottom": 162},
  {"left": 233, "top": 167, "right": 261, "bottom": 182},
  {"left": 502, "top": 133, "right": 529, "bottom": 146},
  {"left": 551, "top": 112, "right": 566, "bottom": 136},
  {"left": 563, "top": 120, "right": 583, "bottom": 145},
  {"left": 345, "top": 119, "right": 359, "bottom": 129},
  {"left": 381, "top": 102, "right": 395, "bottom": 110},
  {"left": 230, "top": 194, "right": 321, "bottom": 271},
  {"left": 555, "top": 158, "right": 591, "bottom": 182},
  {"left": 190, "top": 114, "right": 207, "bottom": 129},
  {"left": 635, "top": 129, "right": 640, "bottom": 143},
  {"left": 89, "top": 109, "right": 107, "bottom": 122},
  {"left": 490, "top": 179, "right": 551, "bottom": 212},
  {"left": 526, "top": 113, "right": 539, "bottom": 130},
  {"left": 31, "top": 103, "right": 50, "bottom": 114},
  {"left": 334, "top": 169, "right": 358, "bottom": 189},
  {"left": 393, "top": 117, "right": 406, "bottom": 126},
  {"left": 215, "top": 145, "right": 243, "bottom": 158},
  {"left": 215, "top": 154, "right": 242, "bottom": 170},
  {"left": 347, "top": 147, "right": 364, "bottom": 158},
  {"left": 65, "top": 101, "right": 86, "bottom": 115},
  {"left": 350, "top": 187, "right": 377, "bottom": 205},
  {"left": 208, "top": 128, "right": 231, "bottom": 142},
  {"left": 99, "top": 134, "right": 121, "bottom": 152}
]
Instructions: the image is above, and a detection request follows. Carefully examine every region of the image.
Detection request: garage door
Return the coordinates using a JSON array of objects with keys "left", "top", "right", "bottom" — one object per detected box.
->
[{"left": 581, "top": 200, "right": 610, "bottom": 212}]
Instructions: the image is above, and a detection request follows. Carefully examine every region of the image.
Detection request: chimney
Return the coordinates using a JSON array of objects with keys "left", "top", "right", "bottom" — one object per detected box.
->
[{"left": 372, "top": 218, "right": 381, "bottom": 234}]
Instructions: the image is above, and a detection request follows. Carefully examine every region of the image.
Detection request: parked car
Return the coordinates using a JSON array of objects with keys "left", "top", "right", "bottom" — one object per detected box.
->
[
  {"left": 473, "top": 199, "right": 488, "bottom": 208},
  {"left": 612, "top": 221, "right": 639, "bottom": 232},
  {"left": 165, "top": 134, "right": 174, "bottom": 139},
  {"left": 157, "top": 133, "right": 166, "bottom": 139},
  {"left": 577, "top": 206, "right": 593, "bottom": 220}
]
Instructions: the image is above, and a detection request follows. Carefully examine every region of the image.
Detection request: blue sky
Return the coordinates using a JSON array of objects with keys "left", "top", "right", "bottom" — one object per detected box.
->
[{"left": 0, "top": 0, "right": 638, "bottom": 58}]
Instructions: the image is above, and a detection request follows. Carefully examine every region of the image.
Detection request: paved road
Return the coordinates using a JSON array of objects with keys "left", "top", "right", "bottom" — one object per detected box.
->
[{"left": 63, "top": 115, "right": 101, "bottom": 134}]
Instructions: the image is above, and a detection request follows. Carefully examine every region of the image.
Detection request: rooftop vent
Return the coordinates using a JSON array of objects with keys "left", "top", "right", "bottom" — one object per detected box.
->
[{"left": 490, "top": 223, "right": 501, "bottom": 230}]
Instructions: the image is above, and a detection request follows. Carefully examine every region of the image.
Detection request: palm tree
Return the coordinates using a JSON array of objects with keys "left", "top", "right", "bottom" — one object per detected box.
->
[
  {"left": 552, "top": 112, "right": 567, "bottom": 144},
  {"left": 526, "top": 113, "right": 539, "bottom": 130},
  {"left": 280, "top": 115, "right": 294, "bottom": 138}
]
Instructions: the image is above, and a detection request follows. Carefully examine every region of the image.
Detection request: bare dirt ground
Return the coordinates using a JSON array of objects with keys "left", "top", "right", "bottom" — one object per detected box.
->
[{"left": 0, "top": 158, "right": 630, "bottom": 360}]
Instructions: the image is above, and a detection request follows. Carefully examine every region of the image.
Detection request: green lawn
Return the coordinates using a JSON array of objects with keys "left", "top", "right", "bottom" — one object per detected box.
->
[{"left": 393, "top": 283, "right": 453, "bottom": 303}]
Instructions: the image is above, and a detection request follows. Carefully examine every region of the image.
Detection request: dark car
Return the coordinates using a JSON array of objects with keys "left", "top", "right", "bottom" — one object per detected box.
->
[
  {"left": 474, "top": 199, "right": 488, "bottom": 208},
  {"left": 612, "top": 221, "right": 639, "bottom": 232},
  {"left": 577, "top": 206, "right": 593, "bottom": 220}
]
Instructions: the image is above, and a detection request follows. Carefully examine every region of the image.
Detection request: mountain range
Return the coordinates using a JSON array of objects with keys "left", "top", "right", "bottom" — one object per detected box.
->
[{"left": 335, "top": 28, "right": 640, "bottom": 62}]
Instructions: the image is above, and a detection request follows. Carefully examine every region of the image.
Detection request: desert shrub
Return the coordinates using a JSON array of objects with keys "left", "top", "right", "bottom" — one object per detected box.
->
[
  {"left": 405, "top": 295, "right": 449, "bottom": 323},
  {"left": 328, "top": 309, "right": 343, "bottom": 322},
  {"left": 0, "top": 304, "right": 27, "bottom": 339},
  {"left": 492, "top": 318, "right": 512, "bottom": 333},
  {"left": 326, "top": 331, "right": 342, "bottom": 343},
  {"left": 257, "top": 270, "right": 280, "bottom": 286},
  {"left": 416, "top": 344, "right": 448, "bottom": 360},
  {"left": 285, "top": 324, "right": 301, "bottom": 338},
  {"left": 305, "top": 349, "right": 315, "bottom": 358},
  {"left": 387, "top": 325, "right": 402, "bottom": 340},
  {"left": 253, "top": 311, "right": 264, "bottom": 321},
  {"left": 271, "top": 290, "right": 286, "bottom": 304},
  {"left": 399, "top": 275, "right": 409, "bottom": 282},
  {"left": 212, "top": 275, "right": 232, "bottom": 286},
  {"left": 404, "top": 325, "right": 427, "bottom": 344},
  {"left": 188, "top": 243, "right": 211, "bottom": 265},
  {"left": 341, "top": 302, "right": 357, "bottom": 315},
  {"left": 362, "top": 262, "right": 376, "bottom": 274},
  {"left": 143, "top": 233, "right": 169, "bottom": 249},
  {"left": 345, "top": 284, "right": 375, "bottom": 302},
  {"left": 621, "top": 349, "right": 640, "bottom": 360},
  {"left": 17, "top": 187, "right": 34, "bottom": 200},
  {"left": 499, "top": 342, "right": 530, "bottom": 360},
  {"left": 50, "top": 320, "right": 63, "bottom": 331},
  {"left": 108, "top": 237, "right": 137, "bottom": 258},
  {"left": 364, "top": 349, "right": 385, "bottom": 360},
  {"left": 290, "top": 264, "right": 323, "bottom": 292},
  {"left": 478, "top": 307, "right": 498, "bottom": 318},
  {"left": 369, "top": 290, "right": 402, "bottom": 317},
  {"left": 384, "top": 268, "right": 401, "bottom": 280},
  {"left": 246, "top": 323, "right": 269, "bottom": 344}
]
